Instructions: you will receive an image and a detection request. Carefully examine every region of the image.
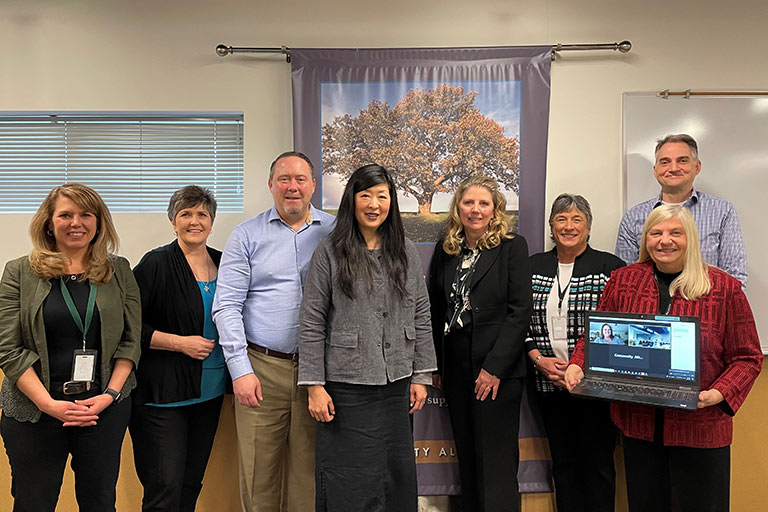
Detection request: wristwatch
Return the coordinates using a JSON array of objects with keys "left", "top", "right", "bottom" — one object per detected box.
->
[{"left": 104, "top": 387, "right": 122, "bottom": 403}]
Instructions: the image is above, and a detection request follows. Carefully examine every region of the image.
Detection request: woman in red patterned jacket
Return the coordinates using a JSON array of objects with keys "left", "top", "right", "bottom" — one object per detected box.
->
[{"left": 564, "top": 204, "right": 762, "bottom": 512}]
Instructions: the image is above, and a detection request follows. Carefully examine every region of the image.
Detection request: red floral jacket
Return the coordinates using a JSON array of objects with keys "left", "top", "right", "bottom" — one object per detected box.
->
[{"left": 570, "top": 261, "right": 762, "bottom": 448}]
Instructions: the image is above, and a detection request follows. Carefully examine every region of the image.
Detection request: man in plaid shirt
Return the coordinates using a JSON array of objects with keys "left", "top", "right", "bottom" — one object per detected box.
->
[{"left": 615, "top": 133, "right": 747, "bottom": 287}]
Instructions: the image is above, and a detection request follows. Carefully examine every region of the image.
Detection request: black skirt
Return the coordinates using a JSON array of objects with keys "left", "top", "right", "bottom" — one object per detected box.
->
[{"left": 316, "top": 378, "right": 417, "bottom": 512}]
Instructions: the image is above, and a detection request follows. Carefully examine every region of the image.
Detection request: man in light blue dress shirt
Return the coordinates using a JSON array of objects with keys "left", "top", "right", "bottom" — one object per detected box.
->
[
  {"left": 615, "top": 134, "right": 747, "bottom": 287},
  {"left": 212, "top": 152, "right": 335, "bottom": 512}
]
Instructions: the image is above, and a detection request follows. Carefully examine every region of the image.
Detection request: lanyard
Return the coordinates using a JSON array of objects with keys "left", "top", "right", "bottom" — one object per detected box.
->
[
  {"left": 555, "top": 265, "right": 570, "bottom": 314},
  {"left": 59, "top": 277, "right": 97, "bottom": 351}
]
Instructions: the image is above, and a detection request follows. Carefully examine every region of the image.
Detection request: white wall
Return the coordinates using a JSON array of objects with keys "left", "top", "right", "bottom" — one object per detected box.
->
[{"left": 2, "top": 0, "right": 768, "bottom": 266}]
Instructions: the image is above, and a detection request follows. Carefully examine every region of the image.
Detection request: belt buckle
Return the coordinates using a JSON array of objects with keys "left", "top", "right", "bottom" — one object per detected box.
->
[{"left": 63, "top": 381, "right": 91, "bottom": 395}]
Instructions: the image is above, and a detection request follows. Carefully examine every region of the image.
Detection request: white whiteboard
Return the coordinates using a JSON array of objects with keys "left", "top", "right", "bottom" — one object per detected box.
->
[{"left": 623, "top": 92, "right": 768, "bottom": 353}]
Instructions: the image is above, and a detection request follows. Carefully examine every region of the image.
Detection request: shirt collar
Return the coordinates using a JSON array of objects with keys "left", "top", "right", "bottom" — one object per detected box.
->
[
  {"left": 267, "top": 205, "right": 324, "bottom": 227},
  {"left": 460, "top": 244, "right": 480, "bottom": 257},
  {"left": 653, "top": 189, "right": 700, "bottom": 208},
  {"left": 549, "top": 244, "right": 590, "bottom": 262}
]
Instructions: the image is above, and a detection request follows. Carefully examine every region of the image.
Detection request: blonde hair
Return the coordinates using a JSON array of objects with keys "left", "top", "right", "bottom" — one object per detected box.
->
[
  {"left": 29, "top": 183, "right": 119, "bottom": 284},
  {"left": 638, "top": 205, "right": 710, "bottom": 300},
  {"left": 442, "top": 176, "right": 512, "bottom": 256}
]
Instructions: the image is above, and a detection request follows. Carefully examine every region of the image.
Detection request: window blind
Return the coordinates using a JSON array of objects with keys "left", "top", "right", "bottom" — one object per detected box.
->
[{"left": 0, "top": 113, "right": 244, "bottom": 213}]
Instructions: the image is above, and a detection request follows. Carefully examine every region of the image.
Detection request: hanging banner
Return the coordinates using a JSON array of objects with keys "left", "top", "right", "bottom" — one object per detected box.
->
[{"left": 291, "top": 46, "right": 553, "bottom": 495}]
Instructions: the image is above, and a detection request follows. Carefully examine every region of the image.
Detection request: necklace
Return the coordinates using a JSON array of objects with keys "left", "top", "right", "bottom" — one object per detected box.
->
[
  {"left": 201, "top": 264, "right": 212, "bottom": 293},
  {"left": 191, "top": 259, "right": 213, "bottom": 294}
]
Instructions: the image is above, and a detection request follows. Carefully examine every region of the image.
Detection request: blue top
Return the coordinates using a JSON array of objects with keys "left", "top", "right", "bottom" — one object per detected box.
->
[
  {"left": 212, "top": 206, "right": 335, "bottom": 380},
  {"left": 150, "top": 280, "right": 226, "bottom": 407},
  {"left": 615, "top": 189, "right": 747, "bottom": 287}
]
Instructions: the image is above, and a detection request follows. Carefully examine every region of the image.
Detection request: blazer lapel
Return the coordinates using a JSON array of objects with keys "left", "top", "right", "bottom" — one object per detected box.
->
[
  {"left": 470, "top": 244, "right": 502, "bottom": 290},
  {"left": 29, "top": 273, "right": 52, "bottom": 354},
  {"left": 442, "top": 253, "right": 459, "bottom": 303}
]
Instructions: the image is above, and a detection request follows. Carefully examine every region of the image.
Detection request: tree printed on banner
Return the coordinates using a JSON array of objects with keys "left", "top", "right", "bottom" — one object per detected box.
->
[{"left": 322, "top": 84, "right": 519, "bottom": 217}]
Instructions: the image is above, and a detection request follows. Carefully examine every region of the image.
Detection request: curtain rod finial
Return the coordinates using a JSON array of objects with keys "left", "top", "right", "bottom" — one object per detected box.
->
[
  {"left": 618, "top": 40, "right": 632, "bottom": 53},
  {"left": 216, "top": 44, "right": 232, "bottom": 57}
]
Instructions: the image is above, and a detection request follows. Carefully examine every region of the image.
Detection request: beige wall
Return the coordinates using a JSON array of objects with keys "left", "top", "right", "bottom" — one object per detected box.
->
[
  {"left": 1, "top": 0, "right": 767, "bottom": 510},
  {"left": 2, "top": 0, "right": 767, "bottom": 263}
]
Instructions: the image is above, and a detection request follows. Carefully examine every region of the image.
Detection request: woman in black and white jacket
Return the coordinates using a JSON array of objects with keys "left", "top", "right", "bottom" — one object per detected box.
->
[{"left": 525, "top": 193, "right": 624, "bottom": 512}]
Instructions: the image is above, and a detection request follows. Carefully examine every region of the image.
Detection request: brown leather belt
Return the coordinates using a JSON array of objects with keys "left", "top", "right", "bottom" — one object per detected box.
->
[{"left": 247, "top": 341, "right": 299, "bottom": 362}]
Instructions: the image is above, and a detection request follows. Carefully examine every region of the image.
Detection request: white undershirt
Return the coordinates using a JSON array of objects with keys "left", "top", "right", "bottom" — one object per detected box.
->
[{"left": 545, "top": 262, "right": 574, "bottom": 361}]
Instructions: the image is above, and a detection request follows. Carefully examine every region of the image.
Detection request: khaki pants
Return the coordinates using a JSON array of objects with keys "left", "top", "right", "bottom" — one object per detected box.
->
[{"left": 235, "top": 348, "right": 315, "bottom": 512}]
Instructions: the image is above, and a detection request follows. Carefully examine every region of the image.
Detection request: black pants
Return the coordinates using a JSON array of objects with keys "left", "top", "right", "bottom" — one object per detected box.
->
[
  {"left": 536, "top": 391, "right": 617, "bottom": 512},
  {"left": 316, "top": 379, "right": 417, "bottom": 512},
  {"left": 444, "top": 330, "right": 523, "bottom": 512},
  {"left": 130, "top": 395, "right": 224, "bottom": 512},
  {"left": 622, "top": 434, "right": 730, "bottom": 512},
  {"left": 1, "top": 397, "right": 131, "bottom": 512}
]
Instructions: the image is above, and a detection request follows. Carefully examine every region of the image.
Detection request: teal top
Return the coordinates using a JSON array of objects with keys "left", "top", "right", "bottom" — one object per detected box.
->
[{"left": 150, "top": 279, "right": 226, "bottom": 407}]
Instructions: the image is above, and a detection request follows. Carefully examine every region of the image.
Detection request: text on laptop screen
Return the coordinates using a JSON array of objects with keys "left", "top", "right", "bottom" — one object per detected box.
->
[{"left": 587, "top": 315, "right": 697, "bottom": 381}]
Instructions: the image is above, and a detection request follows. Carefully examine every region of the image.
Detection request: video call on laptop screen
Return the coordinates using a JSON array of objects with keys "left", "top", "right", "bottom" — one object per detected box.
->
[{"left": 586, "top": 313, "right": 698, "bottom": 382}]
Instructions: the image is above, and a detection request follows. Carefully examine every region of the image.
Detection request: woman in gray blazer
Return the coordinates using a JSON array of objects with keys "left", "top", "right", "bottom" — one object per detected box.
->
[{"left": 299, "top": 164, "right": 437, "bottom": 512}]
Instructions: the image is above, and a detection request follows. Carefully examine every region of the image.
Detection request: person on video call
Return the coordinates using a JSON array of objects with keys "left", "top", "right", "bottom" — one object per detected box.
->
[{"left": 596, "top": 324, "right": 625, "bottom": 345}]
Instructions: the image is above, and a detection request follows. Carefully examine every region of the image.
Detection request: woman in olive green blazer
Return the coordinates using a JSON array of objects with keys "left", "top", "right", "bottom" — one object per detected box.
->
[{"left": 0, "top": 184, "right": 141, "bottom": 512}]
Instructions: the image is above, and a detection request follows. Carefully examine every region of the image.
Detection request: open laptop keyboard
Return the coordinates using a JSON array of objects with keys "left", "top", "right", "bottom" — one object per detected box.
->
[{"left": 589, "top": 380, "right": 698, "bottom": 401}]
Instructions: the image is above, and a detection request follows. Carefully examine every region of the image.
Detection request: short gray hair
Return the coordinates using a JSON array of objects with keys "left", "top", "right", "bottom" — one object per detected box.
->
[
  {"left": 167, "top": 185, "right": 217, "bottom": 222},
  {"left": 548, "top": 193, "right": 593, "bottom": 238},
  {"left": 654, "top": 134, "right": 699, "bottom": 161}
]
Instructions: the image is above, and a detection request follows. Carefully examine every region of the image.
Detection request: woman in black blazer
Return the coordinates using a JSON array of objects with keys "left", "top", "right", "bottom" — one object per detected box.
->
[{"left": 428, "top": 176, "right": 532, "bottom": 512}]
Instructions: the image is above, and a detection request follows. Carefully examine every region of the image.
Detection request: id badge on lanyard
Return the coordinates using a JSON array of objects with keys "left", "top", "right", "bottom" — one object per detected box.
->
[
  {"left": 551, "top": 315, "right": 568, "bottom": 341},
  {"left": 551, "top": 267, "right": 569, "bottom": 340},
  {"left": 60, "top": 277, "right": 98, "bottom": 384}
]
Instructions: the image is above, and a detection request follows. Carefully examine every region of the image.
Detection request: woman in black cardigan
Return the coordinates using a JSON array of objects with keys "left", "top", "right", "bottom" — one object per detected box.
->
[
  {"left": 428, "top": 176, "right": 532, "bottom": 512},
  {"left": 130, "top": 186, "right": 226, "bottom": 512}
]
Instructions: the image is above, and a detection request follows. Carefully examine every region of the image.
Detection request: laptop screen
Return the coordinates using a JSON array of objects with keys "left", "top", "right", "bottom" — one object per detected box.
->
[{"left": 585, "top": 311, "right": 700, "bottom": 384}]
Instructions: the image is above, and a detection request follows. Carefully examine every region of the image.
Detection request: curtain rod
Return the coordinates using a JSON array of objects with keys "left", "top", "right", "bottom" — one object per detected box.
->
[
  {"left": 658, "top": 89, "right": 768, "bottom": 99},
  {"left": 214, "top": 41, "right": 632, "bottom": 62}
]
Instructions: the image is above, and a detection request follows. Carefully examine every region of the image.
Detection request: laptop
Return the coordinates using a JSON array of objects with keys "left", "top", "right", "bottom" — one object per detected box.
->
[{"left": 570, "top": 311, "right": 700, "bottom": 410}]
